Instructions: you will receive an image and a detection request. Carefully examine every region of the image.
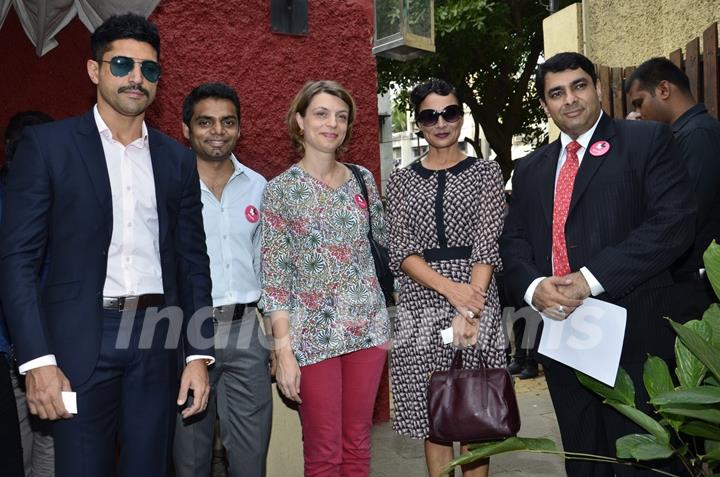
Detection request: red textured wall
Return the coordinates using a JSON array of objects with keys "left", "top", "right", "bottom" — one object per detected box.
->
[{"left": 0, "top": 0, "right": 380, "bottom": 180}]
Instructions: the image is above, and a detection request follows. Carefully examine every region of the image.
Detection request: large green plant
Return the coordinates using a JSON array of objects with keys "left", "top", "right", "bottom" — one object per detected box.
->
[{"left": 442, "top": 241, "right": 720, "bottom": 476}]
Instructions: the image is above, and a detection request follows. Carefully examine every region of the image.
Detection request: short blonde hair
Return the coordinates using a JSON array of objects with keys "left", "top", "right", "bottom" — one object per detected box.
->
[{"left": 286, "top": 80, "right": 357, "bottom": 156}]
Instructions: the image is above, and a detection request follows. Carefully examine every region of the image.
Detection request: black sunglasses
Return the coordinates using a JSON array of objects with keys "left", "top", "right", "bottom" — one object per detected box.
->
[
  {"left": 100, "top": 56, "right": 161, "bottom": 83},
  {"left": 416, "top": 104, "right": 463, "bottom": 127}
]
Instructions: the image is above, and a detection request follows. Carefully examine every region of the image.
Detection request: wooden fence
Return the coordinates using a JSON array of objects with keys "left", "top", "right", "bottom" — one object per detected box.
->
[{"left": 596, "top": 22, "right": 719, "bottom": 119}]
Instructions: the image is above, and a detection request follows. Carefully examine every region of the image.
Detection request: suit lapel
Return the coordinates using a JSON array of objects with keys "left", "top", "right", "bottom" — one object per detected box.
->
[
  {"left": 568, "top": 113, "right": 616, "bottom": 214},
  {"left": 74, "top": 110, "right": 112, "bottom": 236},
  {"left": 537, "top": 140, "right": 561, "bottom": 226},
  {"left": 148, "top": 129, "right": 168, "bottom": 245}
]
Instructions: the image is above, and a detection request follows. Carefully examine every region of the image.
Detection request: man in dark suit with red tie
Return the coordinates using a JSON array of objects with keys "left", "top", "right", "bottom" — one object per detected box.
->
[{"left": 500, "top": 52, "right": 696, "bottom": 477}]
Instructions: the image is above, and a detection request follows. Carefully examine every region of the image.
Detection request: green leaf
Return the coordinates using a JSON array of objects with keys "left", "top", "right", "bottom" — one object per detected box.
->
[
  {"left": 441, "top": 437, "right": 557, "bottom": 472},
  {"left": 606, "top": 402, "right": 670, "bottom": 445},
  {"left": 615, "top": 434, "right": 674, "bottom": 461},
  {"left": 703, "top": 304, "right": 720, "bottom": 347},
  {"left": 680, "top": 421, "right": 720, "bottom": 440},
  {"left": 659, "top": 404, "right": 720, "bottom": 425},
  {"left": 651, "top": 386, "right": 720, "bottom": 405},
  {"left": 703, "top": 439, "right": 720, "bottom": 461},
  {"left": 707, "top": 376, "right": 720, "bottom": 387},
  {"left": 576, "top": 368, "right": 635, "bottom": 406},
  {"left": 671, "top": 319, "right": 720, "bottom": 383},
  {"left": 644, "top": 356, "right": 674, "bottom": 400},
  {"left": 703, "top": 240, "right": 720, "bottom": 300}
]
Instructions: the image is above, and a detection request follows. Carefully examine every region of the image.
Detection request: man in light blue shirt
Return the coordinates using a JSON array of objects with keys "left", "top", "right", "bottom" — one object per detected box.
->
[{"left": 174, "top": 83, "right": 271, "bottom": 477}]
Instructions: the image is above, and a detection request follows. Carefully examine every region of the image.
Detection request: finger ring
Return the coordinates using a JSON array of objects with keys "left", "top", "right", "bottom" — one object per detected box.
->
[
  {"left": 558, "top": 305, "right": 565, "bottom": 314},
  {"left": 466, "top": 310, "right": 475, "bottom": 319}
]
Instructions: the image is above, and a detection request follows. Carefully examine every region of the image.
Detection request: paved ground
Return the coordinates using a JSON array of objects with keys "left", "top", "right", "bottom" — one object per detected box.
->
[{"left": 370, "top": 373, "right": 567, "bottom": 476}]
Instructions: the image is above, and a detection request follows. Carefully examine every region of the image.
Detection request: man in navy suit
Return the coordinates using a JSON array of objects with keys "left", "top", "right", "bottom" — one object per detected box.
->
[
  {"left": 501, "top": 52, "right": 695, "bottom": 476},
  {"left": 0, "top": 13, "right": 214, "bottom": 477}
]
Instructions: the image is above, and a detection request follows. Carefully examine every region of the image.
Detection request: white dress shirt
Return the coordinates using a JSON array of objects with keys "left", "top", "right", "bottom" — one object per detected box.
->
[
  {"left": 96, "top": 107, "right": 164, "bottom": 296},
  {"left": 524, "top": 112, "right": 606, "bottom": 309},
  {"left": 200, "top": 155, "right": 266, "bottom": 307}
]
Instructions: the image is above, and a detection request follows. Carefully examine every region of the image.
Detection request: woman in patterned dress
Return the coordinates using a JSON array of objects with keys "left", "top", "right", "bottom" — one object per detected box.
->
[
  {"left": 260, "top": 80, "right": 390, "bottom": 477},
  {"left": 386, "top": 79, "right": 506, "bottom": 477}
]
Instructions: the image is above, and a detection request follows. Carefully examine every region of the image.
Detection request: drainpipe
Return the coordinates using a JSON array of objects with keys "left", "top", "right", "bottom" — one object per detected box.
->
[{"left": 581, "top": 0, "right": 589, "bottom": 56}]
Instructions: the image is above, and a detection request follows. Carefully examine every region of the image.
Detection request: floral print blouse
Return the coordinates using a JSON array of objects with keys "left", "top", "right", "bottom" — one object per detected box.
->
[{"left": 260, "top": 164, "right": 390, "bottom": 367}]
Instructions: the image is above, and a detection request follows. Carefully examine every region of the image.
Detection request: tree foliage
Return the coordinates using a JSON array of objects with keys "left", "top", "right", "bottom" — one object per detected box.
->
[{"left": 377, "top": 0, "right": 566, "bottom": 181}]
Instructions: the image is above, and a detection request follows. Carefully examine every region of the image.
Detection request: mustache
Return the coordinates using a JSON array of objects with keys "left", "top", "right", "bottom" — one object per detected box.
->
[{"left": 118, "top": 85, "right": 150, "bottom": 97}]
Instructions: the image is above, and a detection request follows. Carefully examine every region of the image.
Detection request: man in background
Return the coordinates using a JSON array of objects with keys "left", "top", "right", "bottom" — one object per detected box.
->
[
  {"left": 2, "top": 110, "right": 55, "bottom": 477},
  {"left": 626, "top": 57, "right": 720, "bottom": 320}
]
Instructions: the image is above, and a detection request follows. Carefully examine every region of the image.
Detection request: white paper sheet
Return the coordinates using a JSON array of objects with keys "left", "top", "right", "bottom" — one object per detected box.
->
[
  {"left": 440, "top": 327, "right": 454, "bottom": 345},
  {"left": 538, "top": 298, "right": 626, "bottom": 386},
  {"left": 61, "top": 391, "right": 77, "bottom": 414}
]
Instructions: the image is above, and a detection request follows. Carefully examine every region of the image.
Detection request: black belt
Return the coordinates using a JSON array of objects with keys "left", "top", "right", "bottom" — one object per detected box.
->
[
  {"left": 423, "top": 246, "right": 472, "bottom": 262},
  {"left": 102, "top": 294, "right": 165, "bottom": 312},
  {"left": 212, "top": 302, "right": 258, "bottom": 321}
]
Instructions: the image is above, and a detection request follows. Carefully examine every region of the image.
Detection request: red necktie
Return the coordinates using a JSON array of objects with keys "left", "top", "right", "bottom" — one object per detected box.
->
[{"left": 552, "top": 141, "right": 581, "bottom": 276}]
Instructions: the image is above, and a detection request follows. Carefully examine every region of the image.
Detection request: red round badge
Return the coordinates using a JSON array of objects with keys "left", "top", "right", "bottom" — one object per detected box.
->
[
  {"left": 354, "top": 194, "right": 367, "bottom": 209},
  {"left": 589, "top": 140, "right": 611, "bottom": 157},
  {"left": 245, "top": 205, "right": 259, "bottom": 223}
]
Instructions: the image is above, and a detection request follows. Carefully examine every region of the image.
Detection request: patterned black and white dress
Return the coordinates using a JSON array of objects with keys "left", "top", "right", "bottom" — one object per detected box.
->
[{"left": 386, "top": 156, "right": 506, "bottom": 439}]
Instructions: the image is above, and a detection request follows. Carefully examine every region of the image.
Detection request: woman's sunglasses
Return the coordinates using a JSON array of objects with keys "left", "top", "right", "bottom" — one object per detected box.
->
[
  {"left": 100, "top": 56, "right": 162, "bottom": 83},
  {"left": 416, "top": 104, "right": 463, "bottom": 127}
]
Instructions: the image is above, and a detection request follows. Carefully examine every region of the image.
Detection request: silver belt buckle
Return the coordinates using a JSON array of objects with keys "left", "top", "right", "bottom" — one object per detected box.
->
[{"left": 213, "top": 305, "right": 231, "bottom": 321}]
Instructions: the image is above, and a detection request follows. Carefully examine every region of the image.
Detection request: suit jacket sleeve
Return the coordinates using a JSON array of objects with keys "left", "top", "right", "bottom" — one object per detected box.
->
[
  {"left": 585, "top": 122, "right": 696, "bottom": 298},
  {"left": 175, "top": 153, "right": 214, "bottom": 358},
  {"left": 0, "top": 128, "right": 53, "bottom": 364}
]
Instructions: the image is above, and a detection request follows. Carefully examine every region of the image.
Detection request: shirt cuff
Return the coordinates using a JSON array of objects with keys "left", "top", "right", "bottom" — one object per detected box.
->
[
  {"left": 580, "top": 267, "right": 605, "bottom": 296},
  {"left": 524, "top": 277, "right": 546, "bottom": 311},
  {"left": 186, "top": 355, "right": 215, "bottom": 366},
  {"left": 18, "top": 355, "right": 57, "bottom": 375}
]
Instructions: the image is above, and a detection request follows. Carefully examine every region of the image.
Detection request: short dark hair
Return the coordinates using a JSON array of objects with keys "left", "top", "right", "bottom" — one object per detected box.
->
[
  {"left": 625, "top": 57, "right": 692, "bottom": 96},
  {"left": 2, "top": 110, "right": 54, "bottom": 185},
  {"left": 409, "top": 79, "right": 458, "bottom": 117},
  {"left": 91, "top": 13, "right": 161, "bottom": 61},
  {"left": 536, "top": 52, "right": 598, "bottom": 100},
  {"left": 4, "top": 110, "right": 54, "bottom": 160},
  {"left": 182, "top": 83, "right": 241, "bottom": 127}
]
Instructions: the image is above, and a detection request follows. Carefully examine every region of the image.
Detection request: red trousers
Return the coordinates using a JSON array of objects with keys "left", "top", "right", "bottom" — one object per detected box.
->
[{"left": 298, "top": 345, "right": 387, "bottom": 477}]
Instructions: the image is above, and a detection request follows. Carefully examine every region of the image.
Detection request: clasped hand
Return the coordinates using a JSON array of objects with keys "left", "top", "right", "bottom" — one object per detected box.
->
[
  {"left": 532, "top": 272, "right": 590, "bottom": 320},
  {"left": 443, "top": 281, "right": 486, "bottom": 322}
]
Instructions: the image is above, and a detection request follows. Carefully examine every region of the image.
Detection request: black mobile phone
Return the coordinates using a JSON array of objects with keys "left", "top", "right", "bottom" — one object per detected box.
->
[{"left": 180, "top": 389, "right": 194, "bottom": 410}]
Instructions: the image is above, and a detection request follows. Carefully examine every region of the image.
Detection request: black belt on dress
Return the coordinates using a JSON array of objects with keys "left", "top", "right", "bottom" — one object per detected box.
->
[
  {"left": 102, "top": 294, "right": 165, "bottom": 312},
  {"left": 423, "top": 246, "right": 472, "bottom": 262},
  {"left": 212, "top": 302, "right": 258, "bottom": 321}
]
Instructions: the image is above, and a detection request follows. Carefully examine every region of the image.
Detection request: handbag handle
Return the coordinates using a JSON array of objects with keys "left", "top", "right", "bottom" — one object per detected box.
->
[
  {"left": 345, "top": 164, "right": 376, "bottom": 240},
  {"left": 450, "top": 348, "right": 492, "bottom": 407},
  {"left": 451, "top": 345, "right": 491, "bottom": 370}
]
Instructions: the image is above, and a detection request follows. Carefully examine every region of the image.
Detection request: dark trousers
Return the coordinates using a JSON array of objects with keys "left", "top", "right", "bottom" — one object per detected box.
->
[
  {"left": 174, "top": 308, "right": 272, "bottom": 477},
  {"left": 0, "top": 355, "right": 24, "bottom": 477},
  {"left": 53, "top": 309, "right": 178, "bottom": 477},
  {"left": 543, "top": 285, "right": 689, "bottom": 477}
]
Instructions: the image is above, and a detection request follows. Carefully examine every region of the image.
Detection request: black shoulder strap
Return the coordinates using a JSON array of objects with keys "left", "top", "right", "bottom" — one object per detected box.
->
[{"left": 345, "top": 163, "right": 374, "bottom": 238}]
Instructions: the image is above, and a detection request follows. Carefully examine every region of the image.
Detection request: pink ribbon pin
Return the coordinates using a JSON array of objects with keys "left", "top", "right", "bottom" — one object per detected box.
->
[
  {"left": 589, "top": 140, "right": 611, "bottom": 157},
  {"left": 245, "top": 205, "right": 259, "bottom": 223},
  {"left": 354, "top": 194, "right": 367, "bottom": 209}
]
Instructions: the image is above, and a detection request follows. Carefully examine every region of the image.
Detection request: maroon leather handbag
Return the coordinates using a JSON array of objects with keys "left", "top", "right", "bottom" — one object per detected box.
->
[{"left": 427, "top": 350, "right": 521, "bottom": 443}]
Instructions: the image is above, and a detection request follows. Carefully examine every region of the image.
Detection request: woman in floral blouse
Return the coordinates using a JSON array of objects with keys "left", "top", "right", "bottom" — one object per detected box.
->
[{"left": 260, "top": 80, "right": 390, "bottom": 477}]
